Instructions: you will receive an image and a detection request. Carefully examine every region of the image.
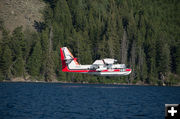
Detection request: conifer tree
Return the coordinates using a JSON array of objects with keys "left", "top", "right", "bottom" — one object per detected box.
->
[
  {"left": 10, "top": 26, "right": 25, "bottom": 77},
  {"left": 0, "top": 45, "right": 12, "bottom": 79},
  {"left": 13, "top": 57, "right": 24, "bottom": 77},
  {"left": 158, "top": 43, "right": 170, "bottom": 76},
  {"left": 27, "top": 41, "right": 42, "bottom": 77},
  {"left": 176, "top": 45, "right": 180, "bottom": 75}
]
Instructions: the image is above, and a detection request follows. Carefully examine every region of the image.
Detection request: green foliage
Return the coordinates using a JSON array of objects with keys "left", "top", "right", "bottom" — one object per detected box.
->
[
  {"left": 10, "top": 27, "right": 25, "bottom": 77},
  {"left": 0, "top": 0, "right": 179, "bottom": 85},
  {"left": 27, "top": 40, "right": 42, "bottom": 76},
  {"left": 176, "top": 43, "right": 180, "bottom": 75},
  {"left": 0, "top": 45, "right": 12, "bottom": 79},
  {"left": 12, "top": 57, "right": 24, "bottom": 77}
]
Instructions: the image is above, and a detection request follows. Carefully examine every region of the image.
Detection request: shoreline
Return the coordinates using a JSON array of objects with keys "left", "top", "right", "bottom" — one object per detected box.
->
[{"left": 1, "top": 80, "right": 180, "bottom": 87}]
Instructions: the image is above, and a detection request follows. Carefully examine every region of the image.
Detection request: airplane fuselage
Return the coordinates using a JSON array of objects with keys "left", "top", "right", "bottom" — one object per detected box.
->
[
  {"left": 62, "top": 64, "right": 131, "bottom": 76},
  {"left": 60, "top": 47, "right": 131, "bottom": 76}
]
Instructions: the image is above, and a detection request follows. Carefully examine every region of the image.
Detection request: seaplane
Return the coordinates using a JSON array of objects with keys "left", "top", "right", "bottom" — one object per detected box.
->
[{"left": 60, "top": 47, "right": 131, "bottom": 76}]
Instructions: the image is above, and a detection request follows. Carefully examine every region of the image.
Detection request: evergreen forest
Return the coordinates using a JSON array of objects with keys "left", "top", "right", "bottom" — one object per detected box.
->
[{"left": 0, "top": 0, "right": 179, "bottom": 85}]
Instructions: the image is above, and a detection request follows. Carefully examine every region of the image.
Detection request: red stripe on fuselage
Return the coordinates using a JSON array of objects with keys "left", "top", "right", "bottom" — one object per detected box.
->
[
  {"left": 60, "top": 48, "right": 131, "bottom": 73},
  {"left": 126, "top": 69, "right": 131, "bottom": 71},
  {"left": 62, "top": 67, "right": 96, "bottom": 72},
  {"left": 62, "top": 68, "right": 131, "bottom": 73},
  {"left": 101, "top": 69, "right": 120, "bottom": 72}
]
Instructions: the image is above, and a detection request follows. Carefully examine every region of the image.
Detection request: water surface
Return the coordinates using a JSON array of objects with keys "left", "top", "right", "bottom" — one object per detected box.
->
[{"left": 0, "top": 82, "right": 180, "bottom": 119}]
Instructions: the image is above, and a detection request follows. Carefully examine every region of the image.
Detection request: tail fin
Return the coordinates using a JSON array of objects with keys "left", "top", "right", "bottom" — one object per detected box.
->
[{"left": 60, "top": 47, "right": 79, "bottom": 72}]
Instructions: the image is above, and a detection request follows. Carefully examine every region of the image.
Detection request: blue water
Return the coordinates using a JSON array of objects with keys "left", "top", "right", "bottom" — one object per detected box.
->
[{"left": 0, "top": 82, "right": 180, "bottom": 119}]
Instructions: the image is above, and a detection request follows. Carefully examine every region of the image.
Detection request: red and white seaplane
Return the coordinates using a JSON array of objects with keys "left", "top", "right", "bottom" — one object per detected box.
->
[{"left": 60, "top": 47, "right": 131, "bottom": 76}]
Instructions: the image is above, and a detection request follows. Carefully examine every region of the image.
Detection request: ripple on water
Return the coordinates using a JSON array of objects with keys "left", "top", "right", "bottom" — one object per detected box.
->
[{"left": 0, "top": 82, "right": 180, "bottom": 119}]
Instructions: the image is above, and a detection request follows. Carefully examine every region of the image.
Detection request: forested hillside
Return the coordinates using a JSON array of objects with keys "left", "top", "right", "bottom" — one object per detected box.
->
[{"left": 0, "top": 0, "right": 179, "bottom": 85}]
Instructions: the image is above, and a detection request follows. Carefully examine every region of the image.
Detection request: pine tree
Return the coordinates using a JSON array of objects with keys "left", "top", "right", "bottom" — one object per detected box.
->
[
  {"left": 13, "top": 57, "right": 24, "bottom": 77},
  {"left": 97, "top": 35, "right": 108, "bottom": 59},
  {"left": 10, "top": 26, "right": 25, "bottom": 77},
  {"left": 158, "top": 43, "right": 170, "bottom": 76},
  {"left": 27, "top": 41, "right": 42, "bottom": 77},
  {"left": 0, "top": 45, "right": 12, "bottom": 79},
  {"left": 176, "top": 45, "right": 180, "bottom": 75}
]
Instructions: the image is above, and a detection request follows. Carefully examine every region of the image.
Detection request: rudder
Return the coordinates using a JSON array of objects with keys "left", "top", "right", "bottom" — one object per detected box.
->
[{"left": 60, "top": 47, "right": 79, "bottom": 72}]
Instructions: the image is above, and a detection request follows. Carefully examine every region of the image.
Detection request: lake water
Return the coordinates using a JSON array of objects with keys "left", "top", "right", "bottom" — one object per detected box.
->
[{"left": 0, "top": 82, "right": 180, "bottom": 119}]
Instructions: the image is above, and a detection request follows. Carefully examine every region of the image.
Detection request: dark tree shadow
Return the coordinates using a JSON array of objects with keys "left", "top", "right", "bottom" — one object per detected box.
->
[{"left": 33, "top": 20, "right": 46, "bottom": 32}]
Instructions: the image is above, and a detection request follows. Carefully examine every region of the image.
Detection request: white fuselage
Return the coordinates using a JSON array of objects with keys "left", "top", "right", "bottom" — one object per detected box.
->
[{"left": 60, "top": 47, "right": 131, "bottom": 76}]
